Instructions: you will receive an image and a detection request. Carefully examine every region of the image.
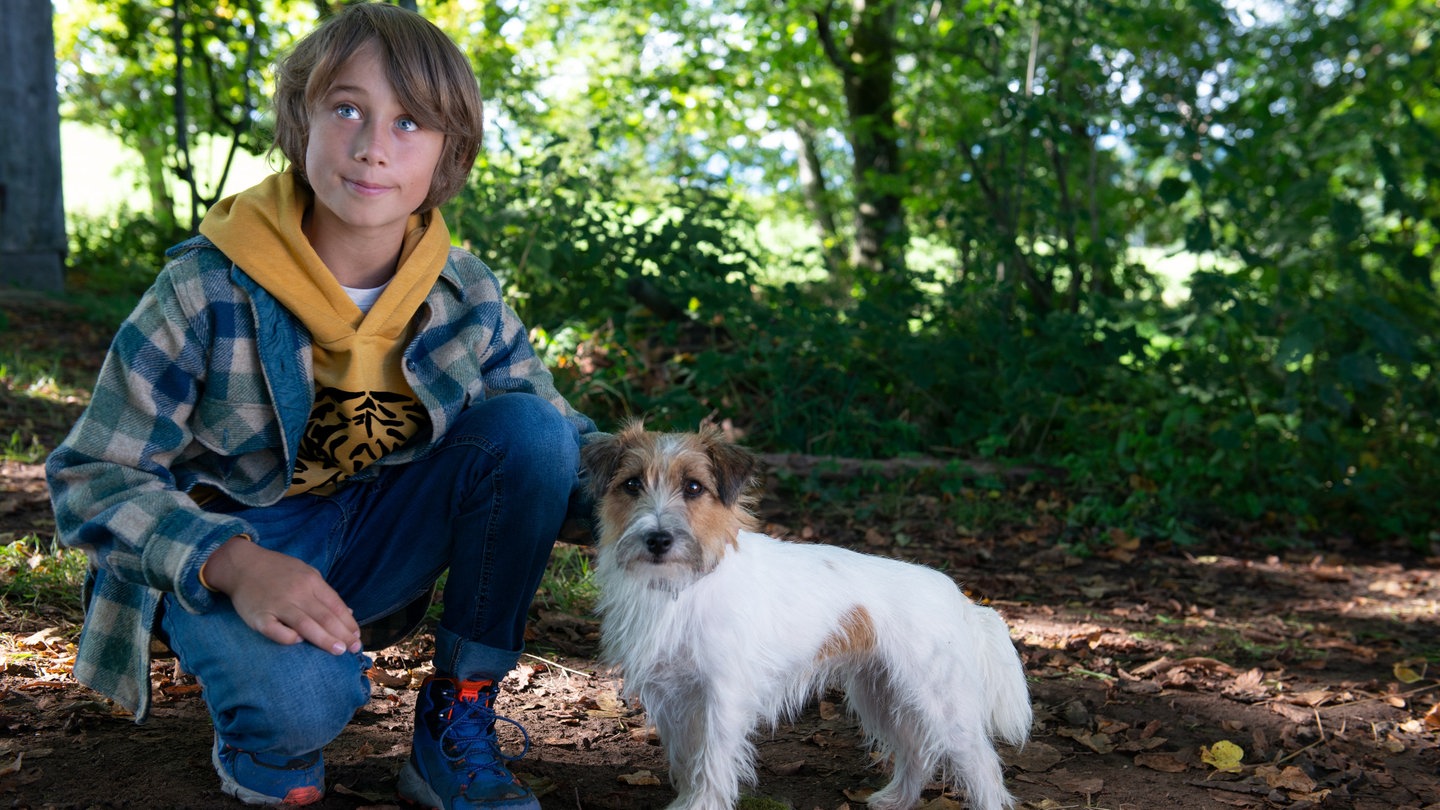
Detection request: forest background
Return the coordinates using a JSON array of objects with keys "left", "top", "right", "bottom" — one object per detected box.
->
[{"left": 14, "top": 0, "right": 1440, "bottom": 552}]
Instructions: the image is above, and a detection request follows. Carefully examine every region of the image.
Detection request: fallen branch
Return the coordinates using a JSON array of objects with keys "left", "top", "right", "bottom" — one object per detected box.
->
[
  {"left": 1186, "top": 779, "right": 1269, "bottom": 796},
  {"left": 757, "top": 452, "right": 1061, "bottom": 483}
]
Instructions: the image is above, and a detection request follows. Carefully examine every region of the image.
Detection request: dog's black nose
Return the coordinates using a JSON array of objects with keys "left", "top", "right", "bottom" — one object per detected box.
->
[{"left": 645, "top": 531, "right": 673, "bottom": 556}]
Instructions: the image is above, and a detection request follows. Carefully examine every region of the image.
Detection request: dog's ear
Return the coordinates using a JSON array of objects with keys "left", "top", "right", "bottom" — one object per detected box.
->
[
  {"left": 702, "top": 428, "right": 759, "bottom": 507},
  {"left": 580, "top": 433, "right": 625, "bottom": 501}
]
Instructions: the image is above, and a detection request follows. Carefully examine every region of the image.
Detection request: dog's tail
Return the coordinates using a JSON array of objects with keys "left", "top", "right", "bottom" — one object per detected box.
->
[{"left": 976, "top": 606, "right": 1032, "bottom": 746}]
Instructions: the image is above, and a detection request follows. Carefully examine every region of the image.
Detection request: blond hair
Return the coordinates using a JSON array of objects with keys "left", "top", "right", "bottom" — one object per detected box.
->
[{"left": 272, "top": 3, "right": 483, "bottom": 211}]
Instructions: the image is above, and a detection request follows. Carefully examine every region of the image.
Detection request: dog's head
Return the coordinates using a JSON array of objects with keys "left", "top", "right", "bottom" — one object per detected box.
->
[{"left": 581, "top": 421, "right": 759, "bottom": 585}]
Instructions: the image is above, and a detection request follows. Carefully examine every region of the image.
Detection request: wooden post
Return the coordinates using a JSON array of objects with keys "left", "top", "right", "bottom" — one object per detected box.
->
[{"left": 0, "top": 1, "right": 66, "bottom": 292}]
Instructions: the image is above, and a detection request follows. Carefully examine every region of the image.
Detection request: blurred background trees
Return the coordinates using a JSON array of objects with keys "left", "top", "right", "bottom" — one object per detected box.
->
[{"left": 38, "top": 0, "right": 1440, "bottom": 546}]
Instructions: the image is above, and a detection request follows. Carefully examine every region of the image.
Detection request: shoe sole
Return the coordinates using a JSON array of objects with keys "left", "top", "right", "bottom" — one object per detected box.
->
[
  {"left": 396, "top": 758, "right": 540, "bottom": 810},
  {"left": 212, "top": 737, "right": 324, "bottom": 807}
]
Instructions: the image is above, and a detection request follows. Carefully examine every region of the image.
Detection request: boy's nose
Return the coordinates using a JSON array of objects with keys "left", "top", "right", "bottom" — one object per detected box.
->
[{"left": 353, "top": 121, "right": 389, "bottom": 164}]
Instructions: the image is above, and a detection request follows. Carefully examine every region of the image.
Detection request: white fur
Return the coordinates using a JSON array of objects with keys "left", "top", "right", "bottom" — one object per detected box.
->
[{"left": 596, "top": 528, "right": 1032, "bottom": 810}]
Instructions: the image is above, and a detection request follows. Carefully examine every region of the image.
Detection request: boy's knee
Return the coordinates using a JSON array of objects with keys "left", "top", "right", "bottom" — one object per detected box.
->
[
  {"left": 222, "top": 655, "right": 371, "bottom": 756},
  {"left": 457, "top": 394, "right": 580, "bottom": 475}
]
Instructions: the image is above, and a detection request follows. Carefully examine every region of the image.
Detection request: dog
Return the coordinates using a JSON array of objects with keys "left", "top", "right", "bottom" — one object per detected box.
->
[{"left": 581, "top": 423, "right": 1032, "bottom": 810}]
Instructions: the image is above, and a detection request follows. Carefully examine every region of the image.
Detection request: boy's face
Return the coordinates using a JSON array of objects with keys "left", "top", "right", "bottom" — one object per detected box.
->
[{"left": 304, "top": 41, "right": 444, "bottom": 245}]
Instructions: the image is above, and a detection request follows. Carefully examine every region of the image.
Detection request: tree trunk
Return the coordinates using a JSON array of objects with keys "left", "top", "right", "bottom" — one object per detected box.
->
[
  {"left": 0, "top": 0, "right": 66, "bottom": 291},
  {"left": 815, "top": 0, "right": 909, "bottom": 281},
  {"left": 794, "top": 119, "right": 848, "bottom": 283}
]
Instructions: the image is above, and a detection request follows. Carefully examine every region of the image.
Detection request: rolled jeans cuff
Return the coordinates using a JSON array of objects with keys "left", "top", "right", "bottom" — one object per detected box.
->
[{"left": 433, "top": 624, "right": 522, "bottom": 682}]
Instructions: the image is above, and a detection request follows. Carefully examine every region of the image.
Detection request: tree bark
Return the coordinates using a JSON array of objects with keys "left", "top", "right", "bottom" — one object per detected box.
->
[
  {"left": 794, "top": 119, "right": 848, "bottom": 282},
  {"left": 815, "top": 0, "right": 909, "bottom": 280},
  {"left": 0, "top": 1, "right": 66, "bottom": 291}
]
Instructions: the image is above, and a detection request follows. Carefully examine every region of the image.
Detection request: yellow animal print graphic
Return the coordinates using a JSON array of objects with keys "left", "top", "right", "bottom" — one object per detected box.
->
[{"left": 289, "top": 386, "right": 428, "bottom": 494}]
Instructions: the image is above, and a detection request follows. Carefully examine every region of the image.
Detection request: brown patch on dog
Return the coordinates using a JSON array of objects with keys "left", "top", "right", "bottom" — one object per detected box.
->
[
  {"left": 815, "top": 605, "right": 877, "bottom": 663},
  {"left": 583, "top": 424, "right": 759, "bottom": 557},
  {"left": 663, "top": 434, "right": 750, "bottom": 563}
]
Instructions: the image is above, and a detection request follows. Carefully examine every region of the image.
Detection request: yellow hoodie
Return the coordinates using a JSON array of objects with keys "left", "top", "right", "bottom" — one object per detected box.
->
[{"left": 201, "top": 172, "right": 449, "bottom": 495}]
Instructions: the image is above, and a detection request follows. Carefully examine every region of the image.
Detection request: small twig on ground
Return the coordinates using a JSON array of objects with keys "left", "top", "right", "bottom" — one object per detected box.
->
[
  {"left": 523, "top": 652, "right": 592, "bottom": 680},
  {"left": 1318, "top": 681, "right": 1440, "bottom": 711},
  {"left": 1276, "top": 736, "right": 1326, "bottom": 765}
]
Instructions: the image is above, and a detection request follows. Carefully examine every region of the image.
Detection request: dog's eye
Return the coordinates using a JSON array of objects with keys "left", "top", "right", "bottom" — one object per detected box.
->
[
  {"left": 683, "top": 479, "right": 704, "bottom": 499},
  {"left": 622, "top": 477, "right": 643, "bottom": 496}
]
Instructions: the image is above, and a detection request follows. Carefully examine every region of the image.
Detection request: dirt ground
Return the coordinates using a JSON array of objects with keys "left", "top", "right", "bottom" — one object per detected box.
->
[{"left": 2, "top": 296, "right": 1439, "bottom": 810}]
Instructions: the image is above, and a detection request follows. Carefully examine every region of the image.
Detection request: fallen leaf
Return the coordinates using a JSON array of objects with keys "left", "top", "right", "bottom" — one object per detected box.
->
[
  {"left": 1008, "top": 741, "right": 1062, "bottom": 772},
  {"left": 366, "top": 668, "right": 409, "bottom": 689},
  {"left": 19, "top": 628, "right": 65, "bottom": 649},
  {"left": 1115, "top": 736, "right": 1168, "bottom": 752},
  {"left": 1054, "top": 766, "right": 1105, "bottom": 795},
  {"left": 329, "top": 782, "right": 392, "bottom": 802},
  {"left": 1284, "top": 689, "right": 1335, "bottom": 708},
  {"left": 511, "top": 663, "right": 537, "bottom": 690},
  {"left": 1255, "top": 764, "right": 1316, "bottom": 792},
  {"left": 767, "top": 759, "right": 805, "bottom": 776},
  {"left": 1200, "top": 740, "right": 1245, "bottom": 773},
  {"left": 159, "top": 683, "right": 202, "bottom": 697},
  {"left": 519, "top": 773, "right": 557, "bottom": 798},
  {"left": 1230, "top": 668, "right": 1265, "bottom": 694},
  {"left": 1096, "top": 717, "right": 1130, "bottom": 735},
  {"left": 628, "top": 726, "right": 658, "bottom": 743},
  {"left": 1394, "top": 659, "right": 1426, "bottom": 684},
  {"left": 617, "top": 770, "right": 662, "bottom": 786},
  {"left": 0, "top": 752, "right": 21, "bottom": 778},
  {"left": 1056, "top": 727, "right": 1114, "bottom": 754},
  {"left": 586, "top": 691, "right": 626, "bottom": 719}
]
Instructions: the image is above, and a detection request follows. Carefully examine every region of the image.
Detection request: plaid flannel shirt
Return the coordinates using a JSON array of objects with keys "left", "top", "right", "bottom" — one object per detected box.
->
[{"left": 46, "top": 235, "right": 597, "bottom": 721}]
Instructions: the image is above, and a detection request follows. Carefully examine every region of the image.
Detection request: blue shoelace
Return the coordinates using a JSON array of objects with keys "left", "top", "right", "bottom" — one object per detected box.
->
[{"left": 438, "top": 687, "right": 533, "bottom": 778}]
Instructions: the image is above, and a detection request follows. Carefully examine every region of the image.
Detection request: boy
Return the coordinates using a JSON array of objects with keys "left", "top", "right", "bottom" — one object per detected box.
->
[{"left": 46, "top": 5, "right": 593, "bottom": 808}]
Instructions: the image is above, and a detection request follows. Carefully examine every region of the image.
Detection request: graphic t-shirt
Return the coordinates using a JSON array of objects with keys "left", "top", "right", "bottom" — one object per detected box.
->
[{"left": 199, "top": 171, "right": 450, "bottom": 494}]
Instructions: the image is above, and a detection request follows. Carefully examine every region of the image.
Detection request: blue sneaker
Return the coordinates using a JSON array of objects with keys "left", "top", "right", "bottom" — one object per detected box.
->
[
  {"left": 211, "top": 733, "right": 324, "bottom": 806},
  {"left": 397, "top": 676, "right": 540, "bottom": 810}
]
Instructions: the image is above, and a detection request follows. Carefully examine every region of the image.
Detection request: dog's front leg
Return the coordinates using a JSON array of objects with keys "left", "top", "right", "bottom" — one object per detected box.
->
[{"left": 649, "top": 678, "right": 756, "bottom": 810}]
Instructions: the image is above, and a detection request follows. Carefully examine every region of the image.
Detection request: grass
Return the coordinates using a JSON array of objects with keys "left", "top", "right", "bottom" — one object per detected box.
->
[
  {"left": 0, "top": 352, "right": 70, "bottom": 399},
  {"left": 536, "top": 543, "right": 599, "bottom": 617},
  {"left": 0, "top": 535, "right": 87, "bottom": 625},
  {"left": 0, "top": 347, "right": 94, "bottom": 463}
]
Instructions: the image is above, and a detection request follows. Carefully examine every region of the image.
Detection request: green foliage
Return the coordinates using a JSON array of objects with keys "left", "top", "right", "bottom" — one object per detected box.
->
[
  {"left": 0, "top": 537, "right": 87, "bottom": 623},
  {"left": 535, "top": 544, "right": 599, "bottom": 617},
  {"left": 446, "top": 138, "right": 767, "bottom": 429},
  {"left": 65, "top": 209, "right": 183, "bottom": 324},
  {"left": 44, "top": 0, "right": 1440, "bottom": 551},
  {"left": 445, "top": 124, "right": 1438, "bottom": 543},
  {"left": 54, "top": 0, "right": 297, "bottom": 229}
]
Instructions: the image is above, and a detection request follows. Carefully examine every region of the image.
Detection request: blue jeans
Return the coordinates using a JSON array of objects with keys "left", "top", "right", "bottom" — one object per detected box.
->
[{"left": 160, "top": 393, "right": 581, "bottom": 758}]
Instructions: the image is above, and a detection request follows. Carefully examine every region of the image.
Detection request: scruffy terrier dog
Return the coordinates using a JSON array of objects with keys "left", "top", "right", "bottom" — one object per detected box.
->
[{"left": 582, "top": 424, "right": 1032, "bottom": 810}]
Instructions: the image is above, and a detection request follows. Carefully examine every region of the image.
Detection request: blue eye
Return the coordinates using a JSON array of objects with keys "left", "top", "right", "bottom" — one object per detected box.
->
[
  {"left": 396, "top": 117, "right": 420, "bottom": 133},
  {"left": 336, "top": 103, "right": 360, "bottom": 119}
]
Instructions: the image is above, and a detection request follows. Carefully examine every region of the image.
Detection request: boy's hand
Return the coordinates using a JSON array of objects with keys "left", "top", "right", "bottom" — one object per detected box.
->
[{"left": 201, "top": 535, "right": 363, "bottom": 655}]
